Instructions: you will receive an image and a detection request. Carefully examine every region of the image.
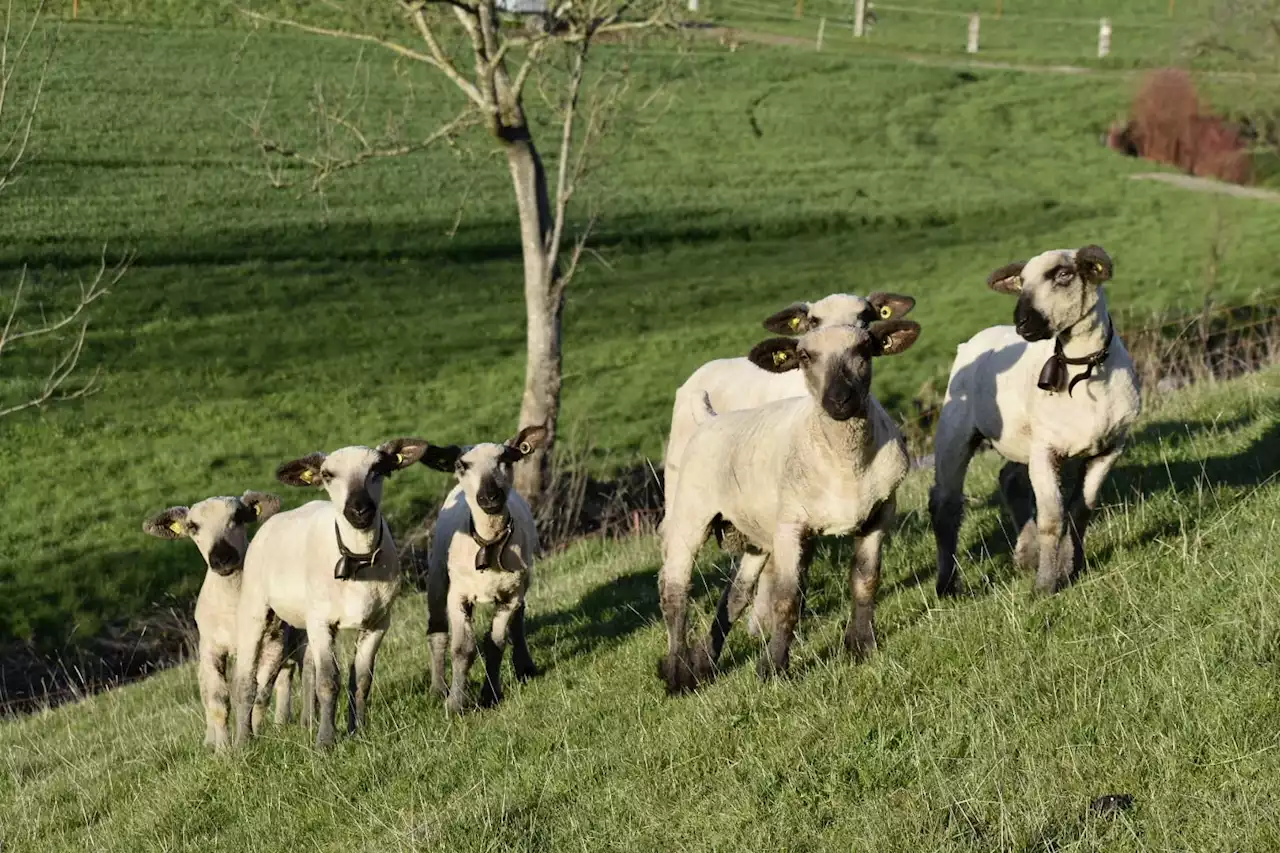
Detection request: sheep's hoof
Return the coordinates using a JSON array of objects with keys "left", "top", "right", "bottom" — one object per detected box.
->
[
  {"left": 657, "top": 654, "right": 698, "bottom": 696},
  {"left": 1014, "top": 532, "right": 1039, "bottom": 571},
  {"left": 1032, "top": 574, "right": 1064, "bottom": 597},
  {"left": 479, "top": 685, "right": 503, "bottom": 709},
  {"left": 314, "top": 730, "right": 336, "bottom": 750},
  {"left": 429, "top": 680, "right": 448, "bottom": 700},
  {"left": 755, "top": 653, "right": 789, "bottom": 682},
  {"left": 690, "top": 643, "right": 718, "bottom": 683},
  {"left": 844, "top": 623, "right": 876, "bottom": 662},
  {"left": 936, "top": 578, "right": 963, "bottom": 599},
  {"left": 514, "top": 662, "right": 541, "bottom": 683},
  {"left": 445, "top": 695, "right": 469, "bottom": 716}
]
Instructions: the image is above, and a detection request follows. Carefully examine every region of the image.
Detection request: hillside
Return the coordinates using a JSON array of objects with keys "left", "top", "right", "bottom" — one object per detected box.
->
[{"left": 2, "top": 368, "right": 1278, "bottom": 851}]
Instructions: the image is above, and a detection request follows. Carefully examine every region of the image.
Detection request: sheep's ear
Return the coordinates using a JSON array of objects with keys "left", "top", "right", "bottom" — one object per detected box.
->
[
  {"left": 508, "top": 424, "right": 548, "bottom": 457},
  {"left": 869, "top": 320, "right": 921, "bottom": 357},
  {"left": 762, "top": 303, "right": 812, "bottom": 335},
  {"left": 143, "top": 507, "right": 189, "bottom": 540},
  {"left": 421, "top": 444, "right": 462, "bottom": 472},
  {"left": 276, "top": 452, "right": 326, "bottom": 488},
  {"left": 377, "top": 437, "right": 430, "bottom": 472},
  {"left": 748, "top": 338, "right": 801, "bottom": 373},
  {"left": 240, "top": 491, "right": 281, "bottom": 524},
  {"left": 1075, "top": 245, "right": 1113, "bottom": 285},
  {"left": 987, "top": 261, "right": 1025, "bottom": 295},
  {"left": 866, "top": 292, "right": 916, "bottom": 321}
]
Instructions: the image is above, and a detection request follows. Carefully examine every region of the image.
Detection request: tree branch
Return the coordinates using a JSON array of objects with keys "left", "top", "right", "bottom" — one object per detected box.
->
[
  {"left": 406, "top": 5, "right": 487, "bottom": 107},
  {"left": 239, "top": 10, "right": 442, "bottom": 69},
  {"left": 0, "top": 0, "right": 53, "bottom": 197}
]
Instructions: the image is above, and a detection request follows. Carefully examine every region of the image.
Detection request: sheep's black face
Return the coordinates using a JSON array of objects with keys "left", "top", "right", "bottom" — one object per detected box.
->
[
  {"left": 454, "top": 444, "right": 517, "bottom": 516},
  {"left": 344, "top": 490, "right": 378, "bottom": 530},
  {"left": 143, "top": 495, "right": 280, "bottom": 576},
  {"left": 988, "top": 247, "right": 1114, "bottom": 342},
  {"left": 802, "top": 327, "right": 875, "bottom": 422},
  {"left": 820, "top": 359, "right": 870, "bottom": 421}
]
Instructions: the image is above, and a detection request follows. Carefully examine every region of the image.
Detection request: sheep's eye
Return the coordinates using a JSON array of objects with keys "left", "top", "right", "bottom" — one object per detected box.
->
[
  {"left": 456, "top": 461, "right": 468, "bottom": 474},
  {"left": 319, "top": 470, "right": 333, "bottom": 483},
  {"left": 1052, "top": 266, "right": 1075, "bottom": 286},
  {"left": 188, "top": 522, "right": 201, "bottom": 536},
  {"left": 797, "top": 350, "right": 812, "bottom": 364}
]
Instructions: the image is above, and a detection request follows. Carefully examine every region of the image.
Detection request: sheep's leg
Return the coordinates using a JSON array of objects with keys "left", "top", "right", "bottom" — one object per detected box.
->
[
  {"left": 347, "top": 619, "right": 387, "bottom": 735},
  {"left": 998, "top": 461, "right": 1039, "bottom": 571},
  {"left": 480, "top": 603, "right": 519, "bottom": 708},
  {"left": 1028, "top": 443, "right": 1067, "bottom": 596},
  {"left": 657, "top": 519, "right": 710, "bottom": 695},
  {"left": 746, "top": 560, "right": 775, "bottom": 639},
  {"left": 301, "top": 652, "right": 316, "bottom": 730},
  {"left": 251, "top": 613, "right": 287, "bottom": 736},
  {"left": 307, "top": 620, "right": 340, "bottom": 749},
  {"left": 931, "top": 407, "right": 980, "bottom": 597},
  {"left": 759, "top": 523, "right": 808, "bottom": 681},
  {"left": 1058, "top": 447, "right": 1121, "bottom": 584},
  {"left": 509, "top": 604, "right": 540, "bottom": 682},
  {"left": 198, "top": 641, "right": 230, "bottom": 750},
  {"left": 427, "top": 569, "right": 450, "bottom": 699},
  {"left": 446, "top": 594, "right": 477, "bottom": 715},
  {"left": 846, "top": 499, "right": 894, "bottom": 661},
  {"left": 694, "top": 552, "right": 770, "bottom": 681},
  {"left": 271, "top": 623, "right": 304, "bottom": 726},
  {"left": 231, "top": 606, "right": 268, "bottom": 747}
]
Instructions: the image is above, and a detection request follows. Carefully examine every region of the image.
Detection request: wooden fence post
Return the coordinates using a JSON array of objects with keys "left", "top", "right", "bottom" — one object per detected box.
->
[
  {"left": 967, "top": 13, "right": 980, "bottom": 53},
  {"left": 688, "top": 0, "right": 698, "bottom": 12},
  {"left": 795, "top": 0, "right": 803, "bottom": 19},
  {"left": 1098, "top": 17, "right": 1111, "bottom": 58},
  {"left": 816, "top": 15, "right": 826, "bottom": 50},
  {"left": 854, "top": 0, "right": 866, "bottom": 37}
]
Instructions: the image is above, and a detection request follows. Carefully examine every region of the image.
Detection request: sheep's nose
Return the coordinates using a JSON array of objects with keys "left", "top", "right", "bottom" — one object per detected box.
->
[
  {"left": 1014, "top": 299, "right": 1052, "bottom": 342},
  {"left": 345, "top": 494, "right": 377, "bottom": 529},
  {"left": 476, "top": 485, "right": 505, "bottom": 514},
  {"left": 822, "top": 376, "right": 866, "bottom": 422},
  {"left": 207, "top": 540, "right": 243, "bottom": 575}
]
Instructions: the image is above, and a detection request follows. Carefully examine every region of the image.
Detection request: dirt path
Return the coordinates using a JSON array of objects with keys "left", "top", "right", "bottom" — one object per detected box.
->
[{"left": 1130, "top": 172, "right": 1280, "bottom": 202}]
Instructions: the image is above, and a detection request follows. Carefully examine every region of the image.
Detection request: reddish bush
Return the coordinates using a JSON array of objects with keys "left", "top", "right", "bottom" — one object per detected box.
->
[{"left": 1119, "top": 68, "right": 1252, "bottom": 185}]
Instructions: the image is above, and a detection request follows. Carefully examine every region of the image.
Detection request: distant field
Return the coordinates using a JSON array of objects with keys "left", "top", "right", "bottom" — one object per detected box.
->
[
  {"left": 2, "top": 15, "right": 1279, "bottom": 662},
  {"left": 3, "top": 370, "right": 1277, "bottom": 850}
]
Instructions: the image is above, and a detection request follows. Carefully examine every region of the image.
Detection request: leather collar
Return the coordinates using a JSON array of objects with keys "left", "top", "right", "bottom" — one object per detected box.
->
[
  {"left": 333, "top": 522, "right": 383, "bottom": 580},
  {"left": 470, "top": 514, "right": 514, "bottom": 572},
  {"left": 1038, "top": 321, "right": 1114, "bottom": 397}
]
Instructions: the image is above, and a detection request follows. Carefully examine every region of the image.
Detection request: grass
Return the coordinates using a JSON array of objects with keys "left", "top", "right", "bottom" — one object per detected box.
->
[
  {"left": 2, "top": 368, "right": 1278, "bottom": 850},
  {"left": 3, "top": 18, "right": 1280, "bottom": 655}
]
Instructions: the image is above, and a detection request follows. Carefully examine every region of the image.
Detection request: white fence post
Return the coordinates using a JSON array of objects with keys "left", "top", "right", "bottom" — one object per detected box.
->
[
  {"left": 854, "top": 0, "right": 866, "bottom": 37},
  {"left": 817, "top": 15, "right": 826, "bottom": 50},
  {"left": 966, "top": 13, "right": 980, "bottom": 54},
  {"left": 1098, "top": 18, "right": 1112, "bottom": 58}
]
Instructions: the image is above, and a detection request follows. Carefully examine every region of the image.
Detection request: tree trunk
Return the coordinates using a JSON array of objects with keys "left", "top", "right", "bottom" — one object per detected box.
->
[{"left": 505, "top": 132, "right": 562, "bottom": 506}]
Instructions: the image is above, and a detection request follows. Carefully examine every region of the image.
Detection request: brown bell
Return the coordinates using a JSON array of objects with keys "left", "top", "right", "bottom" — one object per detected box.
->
[{"left": 1037, "top": 355, "right": 1067, "bottom": 393}]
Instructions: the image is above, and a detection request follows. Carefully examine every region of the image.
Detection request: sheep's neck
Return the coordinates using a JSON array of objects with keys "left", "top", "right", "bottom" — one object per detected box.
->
[
  {"left": 813, "top": 407, "right": 875, "bottom": 463},
  {"left": 335, "top": 514, "right": 382, "bottom": 555},
  {"left": 1060, "top": 294, "right": 1111, "bottom": 362},
  {"left": 471, "top": 505, "right": 509, "bottom": 542}
]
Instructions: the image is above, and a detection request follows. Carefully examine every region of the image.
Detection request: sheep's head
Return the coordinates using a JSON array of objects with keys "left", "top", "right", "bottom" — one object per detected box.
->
[
  {"left": 421, "top": 426, "right": 547, "bottom": 517},
  {"left": 987, "top": 245, "right": 1114, "bottom": 342},
  {"left": 762, "top": 291, "right": 916, "bottom": 336},
  {"left": 143, "top": 491, "right": 282, "bottom": 576},
  {"left": 275, "top": 438, "right": 428, "bottom": 531},
  {"left": 748, "top": 321, "right": 921, "bottom": 421}
]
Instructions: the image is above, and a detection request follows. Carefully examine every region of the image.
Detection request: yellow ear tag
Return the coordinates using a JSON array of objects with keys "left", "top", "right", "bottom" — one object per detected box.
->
[
  {"left": 300, "top": 470, "right": 314, "bottom": 484},
  {"left": 773, "top": 350, "right": 789, "bottom": 366},
  {"left": 789, "top": 316, "right": 801, "bottom": 330},
  {"left": 254, "top": 503, "right": 263, "bottom": 517},
  {"left": 519, "top": 441, "right": 532, "bottom": 454},
  {"left": 169, "top": 521, "right": 185, "bottom": 535},
  {"left": 396, "top": 453, "right": 405, "bottom": 466},
  {"left": 1094, "top": 263, "right": 1104, "bottom": 273},
  {"left": 880, "top": 305, "right": 892, "bottom": 319}
]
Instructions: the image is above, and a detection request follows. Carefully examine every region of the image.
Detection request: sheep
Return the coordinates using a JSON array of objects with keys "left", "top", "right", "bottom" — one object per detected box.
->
[
  {"left": 420, "top": 426, "right": 546, "bottom": 714},
  {"left": 658, "top": 319, "right": 922, "bottom": 695},
  {"left": 929, "top": 245, "right": 1141, "bottom": 598},
  {"left": 663, "top": 291, "right": 916, "bottom": 521},
  {"left": 143, "top": 491, "right": 310, "bottom": 749},
  {"left": 232, "top": 438, "right": 429, "bottom": 749},
  {"left": 662, "top": 291, "right": 915, "bottom": 638}
]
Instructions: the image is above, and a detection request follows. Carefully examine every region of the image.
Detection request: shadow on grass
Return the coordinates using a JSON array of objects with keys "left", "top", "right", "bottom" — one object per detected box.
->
[{"left": 526, "top": 565, "right": 661, "bottom": 672}]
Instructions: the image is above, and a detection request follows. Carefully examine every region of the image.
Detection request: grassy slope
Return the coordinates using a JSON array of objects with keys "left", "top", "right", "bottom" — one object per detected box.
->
[
  {"left": 2, "top": 369, "right": 1278, "bottom": 851},
  {"left": 3, "top": 20, "right": 1280, "bottom": 651}
]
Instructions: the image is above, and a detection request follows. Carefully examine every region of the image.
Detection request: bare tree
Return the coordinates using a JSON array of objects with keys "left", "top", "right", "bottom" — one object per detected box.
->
[
  {"left": 241, "top": 0, "right": 680, "bottom": 505},
  {"left": 0, "top": 0, "right": 128, "bottom": 419}
]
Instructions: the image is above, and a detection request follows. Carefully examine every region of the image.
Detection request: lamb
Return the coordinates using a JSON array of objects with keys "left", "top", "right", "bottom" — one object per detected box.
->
[
  {"left": 663, "top": 291, "right": 916, "bottom": 523},
  {"left": 658, "top": 319, "right": 922, "bottom": 695},
  {"left": 421, "top": 426, "right": 545, "bottom": 714},
  {"left": 143, "top": 491, "right": 309, "bottom": 749},
  {"left": 232, "top": 437, "right": 428, "bottom": 749},
  {"left": 929, "top": 245, "right": 1141, "bottom": 598}
]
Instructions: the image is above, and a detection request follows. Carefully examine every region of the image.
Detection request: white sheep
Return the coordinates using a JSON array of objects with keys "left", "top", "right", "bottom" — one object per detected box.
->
[
  {"left": 930, "top": 245, "right": 1141, "bottom": 597},
  {"left": 420, "top": 426, "right": 546, "bottom": 714},
  {"left": 662, "top": 291, "right": 916, "bottom": 522},
  {"left": 143, "top": 491, "right": 308, "bottom": 749},
  {"left": 232, "top": 438, "right": 428, "bottom": 749},
  {"left": 658, "top": 320, "right": 922, "bottom": 695}
]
